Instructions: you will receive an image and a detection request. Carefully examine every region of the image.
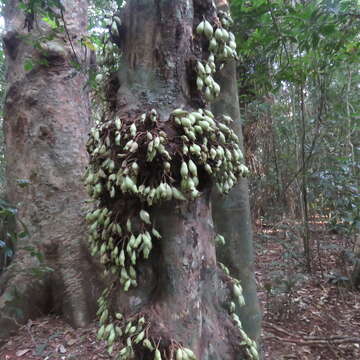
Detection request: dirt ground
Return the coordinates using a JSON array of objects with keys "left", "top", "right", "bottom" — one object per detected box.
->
[
  {"left": 0, "top": 219, "right": 359, "bottom": 359},
  {"left": 255, "top": 219, "right": 360, "bottom": 359}
]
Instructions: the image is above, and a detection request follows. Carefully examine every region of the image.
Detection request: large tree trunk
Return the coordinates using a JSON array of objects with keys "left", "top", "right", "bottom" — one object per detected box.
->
[
  {"left": 0, "top": 0, "right": 261, "bottom": 358},
  {"left": 83, "top": 0, "right": 259, "bottom": 359},
  {"left": 211, "top": 2, "right": 262, "bottom": 343},
  {"left": 0, "top": 0, "right": 102, "bottom": 343}
]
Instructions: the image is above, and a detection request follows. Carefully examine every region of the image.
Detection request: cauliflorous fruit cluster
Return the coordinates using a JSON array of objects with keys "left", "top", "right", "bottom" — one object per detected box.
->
[{"left": 85, "top": 10, "right": 258, "bottom": 360}]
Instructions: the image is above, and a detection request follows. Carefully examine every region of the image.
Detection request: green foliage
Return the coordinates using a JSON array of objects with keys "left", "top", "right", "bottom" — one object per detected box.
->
[
  {"left": 232, "top": 0, "right": 360, "bottom": 97},
  {"left": 0, "top": 185, "right": 54, "bottom": 275},
  {"left": 231, "top": 0, "right": 360, "bottom": 237},
  {"left": 0, "top": 198, "right": 23, "bottom": 273},
  {"left": 313, "top": 156, "right": 360, "bottom": 234},
  {"left": 18, "top": 0, "right": 65, "bottom": 23}
]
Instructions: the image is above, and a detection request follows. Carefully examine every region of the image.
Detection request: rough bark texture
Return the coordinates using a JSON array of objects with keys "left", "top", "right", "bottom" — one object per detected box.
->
[
  {"left": 110, "top": 196, "right": 244, "bottom": 359},
  {"left": 151, "top": 197, "right": 243, "bottom": 358},
  {"left": 351, "top": 234, "right": 360, "bottom": 289},
  {"left": 211, "top": 63, "right": 262, "bottom": 342},
  {"left": 0, "top": 0, "right": 102, "bottom": 344},
  {"left": 0, "top": 0, "right": 260, "bottom": 357},
  {"left": 103, "top": 0, "right": 250, "bottom": 358},
  {"left": 211, "top": 1, "right": 262, "bottom": 342}
]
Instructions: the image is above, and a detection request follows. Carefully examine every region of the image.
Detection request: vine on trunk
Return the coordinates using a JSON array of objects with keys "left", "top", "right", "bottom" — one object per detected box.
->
[{"left": 85, "top": 8, "right": 258, "bottom": 360}]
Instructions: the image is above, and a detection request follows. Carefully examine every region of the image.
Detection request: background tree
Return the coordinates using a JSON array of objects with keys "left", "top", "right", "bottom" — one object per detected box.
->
[
  {"left": 212, "top": 0, "right": 261, "bottom": 342},
  {"left": 0, "top": 0, "right": 103, "bottom": 343},
  {"left": 231, "top": 0, "right": 359, "bottom": 273}
]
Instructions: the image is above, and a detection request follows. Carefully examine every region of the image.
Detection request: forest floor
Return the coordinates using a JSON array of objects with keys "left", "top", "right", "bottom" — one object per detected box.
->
[
  {"left": 0, "top": 218, "right": 359, "bottom": 360},
  {"left": 256, "top": 218, "right": 360, "bottom": 359}
]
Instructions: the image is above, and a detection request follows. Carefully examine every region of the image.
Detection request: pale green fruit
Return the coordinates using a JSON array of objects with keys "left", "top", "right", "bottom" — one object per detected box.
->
[
  {"left": 115, "top": 117, "right": 122, "bottom": 130},
  {"left": 204, "top": 75, "right": 213, "bottom": 86},
  {"left": 181, "top": 161, "right": 189, "bottom": 178},
  {"left": 140, "top": 209, "right": 151, "bottom": 224},
  {"left": 229, "top": 40, "right": 237, "bottom": 50},
  {"left": 214, "top": 28, "right": 223, "bottom": 41},
  {"left": 130, "top": 123, "right": 137, "bottom": 137},
  {"left": 172, "top": 108, "right": 188, "bottom": 117},
  {"left": 183, "top": 348, "right": 197, "bottom": 360},
  {"left": 203, "top": 20, "right": 213, "bottom": 38},
  {"left": 188, "top": 160, "right": 198, "bottom": 176},
  {"left": 196, "top": 77, "right": 204, "bottom": 91},
  {"left": 143, "top": 339, "right": 154, "bottom": 351},
  {"left": 205, "top": 64, "right": 212, "bottom": 75},
  {"left": 209, "top": 37, "right": 218, "bottom": 51},
  {"left": 134, "top": 330, "right": 145, "bottom": 344},
  {"left": 196, "top": 61, "right": 206, "bottom": 75},
  {"left": 176, "top": 348, "right": 184, "bottom": 360},
  {"left": 221, "top": 28, "right": 230, "bottom": 42},
  {"left": 213, "top": 82, "right": 221, "bottom": 96},
  {"left": 204, "top": 87, "right": 213, "bottom": 101},
  {"left": 172, "top": 187, "right": 186, "bottom": 201},
  {"left": 154, "top": 349, "right": 162, "bottom": 360},
  {"left": 233, "top": 284, "right": 243, "bottom": 298},
  {"left": 95, "top": 73, "right": 103, "bottom": 83},
  {"left": 181, "top": 117, "right": 192, "bottom": 127},
  {"left": 196, "top": 21, "right": 205, "bottom": 34},
  {"left": 205, "top": 164, "right": 212, "bottom": 174},
  {"left": 97, "top": 325, "right": 105, "bottom": 340},
  {"left": 152, "top": 228, "right": 162, "bottom": 238}
]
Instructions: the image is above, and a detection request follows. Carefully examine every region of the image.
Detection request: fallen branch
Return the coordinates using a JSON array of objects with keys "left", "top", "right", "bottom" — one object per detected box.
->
[
  {"left": 265, "top": 335, "right": 360, "bottom": 346},
  {"left": 264, "top": 322, "right": 360, "bottom": 346},
  {"left": 264, "top": 322, "right": 292, "bottom": 337}
]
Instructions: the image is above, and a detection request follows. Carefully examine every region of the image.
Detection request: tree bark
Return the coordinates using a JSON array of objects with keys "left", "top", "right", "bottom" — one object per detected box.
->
[
  {"left": 212, "top": 62, "right": 262, "bottom": 343},
  {"left": 211, "top": 1, "right": 262, "bottom": 343},
  {"left": 351, "top": 234, "right": 360, "bottom": 289},
  {"left": 0, "top": 0, "right": 102, "bottom": 343},
  {"left": 109, "top": 196, "right": 245, "bottom": 359},
  {"left": 86, "top": 0, "right": 258, "bottom": 358},
  {"left": 0, "top": 0, "right": 260, "bottom": 358}
]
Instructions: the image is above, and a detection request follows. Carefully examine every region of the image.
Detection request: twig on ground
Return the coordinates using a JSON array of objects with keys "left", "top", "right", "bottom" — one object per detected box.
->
[
  {"left": 264, "top": 322, "right": 360, "bottom": 346},
  {"left": 266, "top": 335, "right": 360, "bottom": 346}
]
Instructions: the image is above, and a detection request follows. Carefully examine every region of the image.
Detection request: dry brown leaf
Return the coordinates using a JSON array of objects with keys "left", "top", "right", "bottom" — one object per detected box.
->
[{"left": 16, "top": 349, "right": 31, "bottom": 357}]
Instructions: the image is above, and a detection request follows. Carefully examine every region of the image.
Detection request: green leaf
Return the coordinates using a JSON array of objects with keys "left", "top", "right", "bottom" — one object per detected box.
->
[
  {"left": 3, "top": 292, "right": 14, "bottom": 303},
  {"left": 35, "top": 343, "right": 48, "bottom": 356},
  {"left": 16, "top": 179, "right": 31, "bottom": 188},
  {"left": 24, "top": 59, "right": 34, "bottom": 72},
  {"left": 30, "top": 266, "right": 54, "bottom": 278},
  {"left": 5, "top": 248, "right": 13, "bottom": 258},
  {"left": 18, "top": 231, "right": 28, "bottom": 239},
  {"left": 42, "top": 16, "right": 58, "bottom": 29},
  {"left": 0, "top": 208, "right": 17, "bottom": 217},
  {"left": 82, "top": 37, "right": 97, "bottom": 51}
]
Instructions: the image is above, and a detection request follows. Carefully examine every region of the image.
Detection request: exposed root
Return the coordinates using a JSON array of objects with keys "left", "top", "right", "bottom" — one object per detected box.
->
[{"left": 0, "top": 252, "right": 49, "bottom": 344}]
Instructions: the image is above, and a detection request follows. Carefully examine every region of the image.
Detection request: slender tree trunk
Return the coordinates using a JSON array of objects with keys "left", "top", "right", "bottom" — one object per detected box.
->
[
  {"left": 299, "top": 85, "right": 312, "bottom": 272},
  {"left": 351, "top": 234, "right": 360, "bottom": 289},
  {"left": 0, "top": 0, "right": 102, "bottom": 343},
  {"left": 211, "top": 1, "right": 262, "bottom": 343}
]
